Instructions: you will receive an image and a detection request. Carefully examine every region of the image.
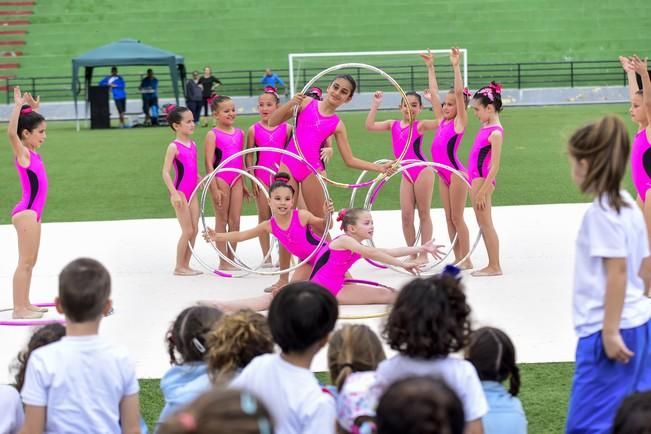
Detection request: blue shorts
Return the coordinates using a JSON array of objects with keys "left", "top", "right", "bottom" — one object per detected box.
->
[{"left": 566, "top": 320, "right": 651, "bottom": 434}]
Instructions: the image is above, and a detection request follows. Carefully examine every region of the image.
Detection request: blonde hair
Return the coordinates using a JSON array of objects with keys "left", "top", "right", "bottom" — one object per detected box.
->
[
  {"left": 568, "top": 115, "right": 631, "bottom": 213},
  {"left": 206, "top": 309, "right": 274, "bottom": 383},
  {"left": 327, "top": 324, "right": 386, "bottom": 391}
]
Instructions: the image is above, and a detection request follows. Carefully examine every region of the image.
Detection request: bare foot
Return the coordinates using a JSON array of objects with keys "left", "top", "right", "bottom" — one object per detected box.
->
[
  {"left": 264, "top": 279, "right": 288, "bottom": 293},
  {"left": 13, "top": 309, "right": 44, "bottom": 319},
  {"left": 218, "top": 262, "right": 240, "bottom": 271},
  {"left": 174, "top": 268, "right": 202, "bottom": 276},
  {"left": 28, "top": 304, "right": 49, "bottom": 313},
  {"left": 471, "top": 266, "right": 502, "bottom": 277},
  {"left": 455, "top": 259, "right": 474, "bottom": 270}
]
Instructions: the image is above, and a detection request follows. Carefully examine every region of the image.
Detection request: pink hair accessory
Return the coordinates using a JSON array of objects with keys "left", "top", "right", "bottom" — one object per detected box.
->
[
  {"left": 478, "top": 88, "right": 494, "bottom": 102},
  {"left": 489, "top": 81, "right": 502, "bottom": 94},
  {"left": 264, "top": 86, "right": 279, "bottom": 97},
  {"left": 20, "top": 107, "right": 33, "bottom": 114},
  {"left": 462, "top": 88, "right": 471, "bottom": 98},
  {"left": 336, "top": 209, "right": 347, "bottom": 222},
  {"left": 177, "top": 412, "right": 197, "bottom": 431}
]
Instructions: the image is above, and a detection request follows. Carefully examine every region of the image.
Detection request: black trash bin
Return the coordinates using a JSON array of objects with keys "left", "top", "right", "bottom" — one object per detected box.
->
[{"left": 89, "top": 85, "right": 110, "bottom": 129}]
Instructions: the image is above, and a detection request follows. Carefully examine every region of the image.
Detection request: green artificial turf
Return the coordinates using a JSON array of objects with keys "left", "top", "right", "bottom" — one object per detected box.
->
[
  {"left": 139, "top": 361, "right": 574, "bottom": 434},
  {"left": 14, "top": 0, "right": 651, "bottom": 79},
  {"left": 0, "top": 103, "right": 637, "bottom": 225}
]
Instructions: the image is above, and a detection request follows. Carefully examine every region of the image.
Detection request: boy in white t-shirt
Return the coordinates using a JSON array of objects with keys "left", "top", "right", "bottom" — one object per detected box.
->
[
  {"left": 231, "top": 281, "right": 339, "bottom": 434},
  {"left": 20, "top": 258, "right": 141, "bottom": 434},
  {"left": 566, "top": 116, "right": 651, "bottom": 433}
]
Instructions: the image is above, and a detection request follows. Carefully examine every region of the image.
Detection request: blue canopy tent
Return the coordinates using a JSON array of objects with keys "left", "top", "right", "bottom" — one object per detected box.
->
[{"left": 71, "top": 39, "right": 185, "bottom": 130}]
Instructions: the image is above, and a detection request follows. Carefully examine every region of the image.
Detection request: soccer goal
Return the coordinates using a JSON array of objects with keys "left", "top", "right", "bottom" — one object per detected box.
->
[{"left": 288, "top": 49, "right": 468, "bottom": 98}]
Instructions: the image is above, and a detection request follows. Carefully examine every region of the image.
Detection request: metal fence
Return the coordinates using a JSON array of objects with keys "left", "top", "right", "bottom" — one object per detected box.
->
[{"left": 3, "top": 60, "right": 631, "bottom": 103}]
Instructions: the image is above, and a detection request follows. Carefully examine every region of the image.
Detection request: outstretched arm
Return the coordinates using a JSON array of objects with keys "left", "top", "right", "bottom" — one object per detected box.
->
[
  {"left": 7, "top": 86, "right": 29, "bottom": 166},
  {"left": 335, "top": 122, "right": 393, "bottom": 174},
  {"left": 365, "top": 91, "right": 393, "bottom": 131},
  {"left": 379, "top": 240, "right": 444, "bottom": 259},
  {"left": 204, "top": 221, "right": 270, "bottom": 243},
  {"left": 339, "top": 237, "right": 421, "bottom": 274}
]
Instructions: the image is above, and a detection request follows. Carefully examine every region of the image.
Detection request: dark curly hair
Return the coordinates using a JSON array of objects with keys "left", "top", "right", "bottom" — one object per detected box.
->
[
  {"left": 376, "top": 376, "right": 465, "bottom": 434},
  {"left": 166, "top": 306, "right": 223, "bottom": 365},
  {"left": 383, "top": 274, "right": 472, "bottom": 358},
  {"left": 13, "top": 322, "right": 66, "bottom": 390},
  {"left": 613, "top": 391, "right": 651, "bottom": 434},
  {"left": 465, "top": 327, "right": 520, "bottom": 396}
]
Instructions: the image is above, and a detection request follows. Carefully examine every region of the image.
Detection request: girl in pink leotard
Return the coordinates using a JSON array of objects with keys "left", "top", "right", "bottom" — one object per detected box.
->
[
  {"left": 422, "top": 48, "right": 473, "bottom": 269},
  {"left": 268, "top": 75, "right": 393, "bottom": 223},
  {"left": 7, "top": 86, "right": 48, "bottom": 319},
  {"left": 245, "top": 87, "right": 292, "bottom": 266},
  {"left": 162, "top": 106, "right": 201, "bottom": 276},
  {"left": 309, "top": 208, "right": 443, "bottom": 304},
  {"left": 204, "top": 96, "right": 247, "bottom": 271},
  {"left": 365, "top": 84, "right": 438, "bottom": 264},
  {"left": 203, "top": 173, "right": 333, "bottom": 311},
  {"left": 468, "top": 82, "right": 505, "bottom": 277},
  {"left": 622, "top": 55, "right": 651, "bottom": 247}
]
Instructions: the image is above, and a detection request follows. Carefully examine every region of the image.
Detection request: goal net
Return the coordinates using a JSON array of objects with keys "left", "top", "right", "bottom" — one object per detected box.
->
[{"left": 288, "top": 49, "right": 468, "bottom": 99}]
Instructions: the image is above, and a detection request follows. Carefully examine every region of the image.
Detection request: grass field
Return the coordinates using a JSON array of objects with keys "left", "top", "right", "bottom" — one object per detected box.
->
[
  {"left": 15, "top": 0, "right": 651, "bottom": 78},
  {"left": 139, "top": 362, "right": 575, "bottom": 433},
  {"left": 0, "top": 103, "right": 637, "bottom": 225}
]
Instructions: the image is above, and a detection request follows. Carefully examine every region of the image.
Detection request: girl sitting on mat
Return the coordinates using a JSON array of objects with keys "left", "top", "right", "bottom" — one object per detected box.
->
[
  {"left": 162, "top": 106, "right": 202, "bottom": 276},
  {"left": 7, "top": 87, "right": 48, "bottom": 319},
  {"left": 204, "top": 208, "right": 443, "bottom": 312},
  {"left": 204, "top": 96, "right": 248, "bottom": 271}
]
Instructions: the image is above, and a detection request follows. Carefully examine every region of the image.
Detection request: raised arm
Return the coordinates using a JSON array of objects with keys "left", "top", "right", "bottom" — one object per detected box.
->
[
  {"left": 365, "top": 91, "right": 393, "bottom": 131},
  {"left": 7, "top": 86, "right": 29, "bottom": 166},
  {"left": 620, "top": 56, "right": 640, "bottom": 102},
  {"left": 420, "top": 50, "right": 443, "bottom": 121},
  {"left": 451, "top": 47, "right": 468, "bottom": 132},
  {"left": 334, "top": 122, "right": 393, "bottom": 174},
  {"left": 631, "top": 56, "right": 651, "bottom": 128},
  {"left": 268, "top": 93, "right": 308, "bottom": 127},
  {"left": 204, "top": 221, "right": 270, "bottom": 243}
]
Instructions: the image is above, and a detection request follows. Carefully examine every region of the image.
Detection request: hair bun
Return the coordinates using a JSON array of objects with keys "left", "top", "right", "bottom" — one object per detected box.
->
[
  {"left": 336, "top": 209, "right": 347, "bottom": 222},
  {"left": 489, "top": 81, "right": 502, "bottom": 94},
  {"left": 20, "top": 106, "right": 33, "bottom": 115}
]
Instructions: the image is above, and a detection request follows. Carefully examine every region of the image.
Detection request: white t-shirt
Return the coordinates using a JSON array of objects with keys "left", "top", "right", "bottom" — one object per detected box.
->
[
  {"left": 573, "top": 191, "right": 651, "bottom": 337},
  {"left": 376, "top": 354, "right": 488, "bottom": 422},
  {"left": 21, "top": 335, "right": 139, "bottom": 434},
  {"left": 230, "top": 353, "right": 336, "bottom": 434},
  {"left": 0, "top": 384, "right": 24, "bottom": 434}
]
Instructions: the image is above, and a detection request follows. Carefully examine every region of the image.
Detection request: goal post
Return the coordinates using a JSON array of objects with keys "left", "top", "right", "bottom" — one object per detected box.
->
[{"left": 288, "top": 49, "right": 468, "bottom": 98}]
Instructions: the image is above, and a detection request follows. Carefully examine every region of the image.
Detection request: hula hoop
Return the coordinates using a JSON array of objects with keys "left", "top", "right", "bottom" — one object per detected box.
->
[
  {"left": 195, "top": 147, "right": 331, "bottom": 277},
  {"left": 363, "top": 160, "right": 482, "bottom": 275},
  {"left": 0, "top": 302, "right": 65, "bottom": 327},
  {"left": 337, "top": 279, "right": 395, "bottom": 320},
  {"left": 294, "top": 63, "right": 414, "bottom": 189}
]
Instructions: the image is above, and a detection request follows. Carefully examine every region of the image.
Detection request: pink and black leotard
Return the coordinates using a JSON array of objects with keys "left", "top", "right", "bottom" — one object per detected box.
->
[
  {"left": 172, "top": 140, "right": 198, "bottom": 202},
  {"left": 391, "top": 120, "right": 427, "bottom": 183},
  {"left": 309, "top": 236, "right": 362, "bottom": 296},
  {"left": 280, "top": 98, "right": 339, "bottom": 182},
  {"left": 631, "top": 128, "right": 651, "bottom": 202},
  {"left": 253, "top": 122, "right": 288, "bottom": 187},
  {"left": 12, "top": 149, "right": 48, "bottom": 222},
  {"left": 212, "top": 127, "right": 245, "bottom": 187},
  {"left": 270, "top": 209, "right": 323, "bottom": 265},
  {"left": 467, "top": 124, "right": 504, "bottom": 185},
  {"left": 431, "top": 118, "right": 466, "bottom": 186}
]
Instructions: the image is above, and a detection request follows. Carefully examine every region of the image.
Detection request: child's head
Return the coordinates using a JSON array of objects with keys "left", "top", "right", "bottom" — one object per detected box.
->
[
  {"left": 337, "top": 208, "right": 373, "bottom": 239},
  {"left": 206, "top": 309, "right": 274, "bottom": 383},
  {"left": 465, "top": 327, "right": 520, "bottom": 396},
  {"left": 167, "top": 106, "right": 194, "bottom": 134},
  {"left": 158, "top": 388, "right": 274, "bottom": 434},
  {"left": 258, "top": 87, "right": 280, "bottom": 121},
  {"left": 336, "top": 371, "right": 381, "bottom": 434},
  {"left": 442, "top": 88, "right": 471, "bottom": 120},
  {"left": 211, "top": 96, "right": 236, "bottom": 126},
  {"left": 613, "top": 391, "right": 651, "bottom": 434},
  {"left": 167, "top": 306, "right": 223, "bottom": 365},
  {"left": 568, "top": 115, "right": 630, "bottom": 212},
  {"left": 268, "top": 172, "right": 295, "bottom": 213},
  {"left": 17, "top": 105, "right": 46, "bottom": 148},
  {"left": 400, "top": 92, "right": 423, "bottom": 119},
  {"left": 630, "top": 91, "right": 648, "bottom": 125},
  {"left": 13, "top": 323, "right": 65, "bottom": 390},
  {"left": 57, "top": 258, "right": 112, "bottom": 323},
  {"left": 376, "top": 376, "right": 465, "bottom": 434},
  {"left": 326, "top": 75, "right": 357, "bottom": 106},
  {"left": 472, "top": 81, "right": 503, "bottom": 122},
  {"left": 328, "top": 324, "right": 386, "bottom": 391},
  {"left": 268, "top": 281, "right": 338, "bottom": 354},
  {"left": 383, "top": 270, "right": 472, "bottom": 359}
]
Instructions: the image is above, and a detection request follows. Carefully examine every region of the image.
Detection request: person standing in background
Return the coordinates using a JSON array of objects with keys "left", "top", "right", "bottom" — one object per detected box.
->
[
  {"left": 198, "top": 66, "right": 222, "bottom": 127},
  {"left": 99, "top": 66, "right": 126, "bottom": 128},
  {"left": 260, "top": 68, "right": 286, "bottom": 93},
  {"left": 139, "top": 68, "right": 159, "bottom": 126},
  {"left": 185, "top": 70, "right": 203, "bottom": 123}
]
